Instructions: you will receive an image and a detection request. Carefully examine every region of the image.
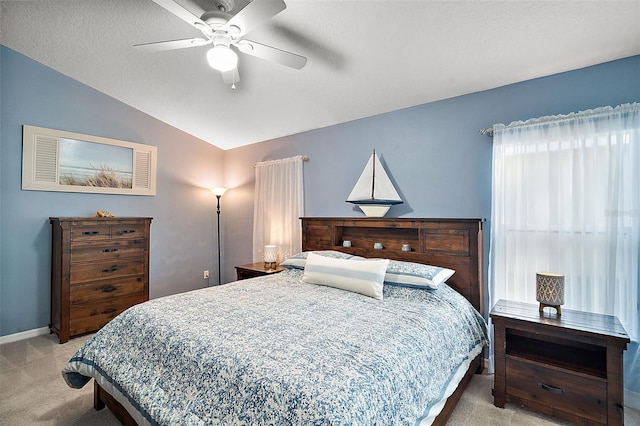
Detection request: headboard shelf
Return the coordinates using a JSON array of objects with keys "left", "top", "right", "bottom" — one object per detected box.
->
[{"left": 301, "top": 217, "right": 485, "bottom": 316}]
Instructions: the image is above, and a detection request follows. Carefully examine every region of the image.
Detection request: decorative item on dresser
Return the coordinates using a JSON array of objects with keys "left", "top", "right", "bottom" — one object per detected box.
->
[
  {"left": 491, "top": 299, "right": 630, "bottom": 426},
  {"left": 49, "top": 217, "right": 152, "bottom": 343},
  {"left": 235, "top": 262, "right": 285, "bottom": 281},
  {"left": 536, "top": 272, "right": 565, "bottom": 314}
]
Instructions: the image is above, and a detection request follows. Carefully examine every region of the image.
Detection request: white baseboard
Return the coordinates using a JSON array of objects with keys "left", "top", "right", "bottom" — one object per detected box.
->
[{"left": 0, "top": 326, "right": 50, "bottom": 345}]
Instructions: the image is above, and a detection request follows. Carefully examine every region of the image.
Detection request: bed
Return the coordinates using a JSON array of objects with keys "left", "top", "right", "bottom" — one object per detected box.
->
[{"left": 63, "top": 217, "right": 488, "bottom": 425}]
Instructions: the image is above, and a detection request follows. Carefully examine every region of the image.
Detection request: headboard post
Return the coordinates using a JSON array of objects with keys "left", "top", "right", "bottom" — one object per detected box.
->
[{"left": 301, "top": 217, "right": 485, "bottom": 316}]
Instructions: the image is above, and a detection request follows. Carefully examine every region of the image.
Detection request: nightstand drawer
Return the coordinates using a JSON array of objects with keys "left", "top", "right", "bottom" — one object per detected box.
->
[{"left": 506, "top": 357, "right": 606, "bottom": 423}]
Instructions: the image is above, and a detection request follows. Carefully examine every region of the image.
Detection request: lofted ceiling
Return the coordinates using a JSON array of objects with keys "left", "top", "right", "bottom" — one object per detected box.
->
[{"left": 1, "top": 0, "right": 639, "bottom": 150}]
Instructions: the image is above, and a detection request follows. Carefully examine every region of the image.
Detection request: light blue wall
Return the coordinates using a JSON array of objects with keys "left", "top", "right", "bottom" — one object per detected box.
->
[
  {"left": 0, "top": 46, "right": 226, "bottom": 336},
  {"left": 2, "top": 45, "right": 639, "bottom": 339},
  {"left": 222, "top": 55, "right": 640, "bottom": 399},
  {"left": 223, "top": 54, "right": 640, "bottom": 301}
]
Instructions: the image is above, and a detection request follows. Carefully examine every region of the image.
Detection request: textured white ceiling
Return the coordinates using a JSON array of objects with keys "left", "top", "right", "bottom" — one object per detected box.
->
[{"left": 2, "top": 0, "right": 639, "bottom": 149}]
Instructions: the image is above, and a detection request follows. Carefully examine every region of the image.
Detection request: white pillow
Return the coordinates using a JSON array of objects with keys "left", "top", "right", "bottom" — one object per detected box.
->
[{"left": 302, "top": 252, "right": 388, "bottom": 300}]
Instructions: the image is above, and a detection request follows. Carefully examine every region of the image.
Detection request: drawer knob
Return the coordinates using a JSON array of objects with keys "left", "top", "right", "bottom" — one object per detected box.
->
[
  {"left": 102, "top": 285, "right": 117, "bottom": 293},
  {"left": 103, "top": 248, "right": 118, "bottom": 253},
  {"left": 537, "top": 383, "right": 567, "bottom": 394},
  {"left": 82, "top": 231, "right": 99, "bottom": 236},
  {"left": 101, "top": 265, "right": 119, "bottom": 273}
]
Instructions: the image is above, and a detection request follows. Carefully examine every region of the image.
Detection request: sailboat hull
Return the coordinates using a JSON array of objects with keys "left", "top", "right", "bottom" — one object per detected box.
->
[{"left": 356, "top": 204, "right": 392, "bottom": 218}]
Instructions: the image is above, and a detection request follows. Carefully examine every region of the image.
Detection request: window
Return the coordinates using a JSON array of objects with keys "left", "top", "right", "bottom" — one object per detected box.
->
[{"left": 488, "top": 103, "right": 640, "bottom": 401}]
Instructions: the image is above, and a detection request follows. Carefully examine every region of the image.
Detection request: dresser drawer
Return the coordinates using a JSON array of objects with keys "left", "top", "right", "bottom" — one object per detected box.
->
[
  {"left": 70, "top": 276, "right": 145, "bottom": 305},
  {"left": 71, "top": 225, "right": 111, "bottom": 241},
  {"left": 111, "top": 223, "right": 147, "bottom": 239},
  {"left": 69, "top": 294, "right": 147, "bottom": 336},
  {"left": 71, "top": 239, "right": 146, "bottom": 263},
  {"left": 506, "top": 357, "right": 607, "bottom": 423},
  {"left": 70, "top": 260, "right": 144, "bottom": 284}
]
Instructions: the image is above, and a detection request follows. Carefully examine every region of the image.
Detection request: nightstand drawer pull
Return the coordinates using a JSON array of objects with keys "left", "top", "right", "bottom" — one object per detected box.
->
[
  {"left": 538, "top": 383, "right": 566, "bottom": 394},
  {"left": 119, "top": 229, "right": 137, "bottom": 235},
  {"left": 101, "top": 285, "right": 117, "bottom": 293},
  {"left": 101, "top": 265, "right": 119, "bottom": 273},
  {"left": 82, "top": 231, "right": 99, "bottom": 236},
  {"left": 103, "top": 248, "right": 118, "bottom": 253}
]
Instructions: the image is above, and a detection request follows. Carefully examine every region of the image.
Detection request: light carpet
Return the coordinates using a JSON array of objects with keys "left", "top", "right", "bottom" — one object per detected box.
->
[{"left": 1, "top": 333, "right": 638, "bottom": 425}]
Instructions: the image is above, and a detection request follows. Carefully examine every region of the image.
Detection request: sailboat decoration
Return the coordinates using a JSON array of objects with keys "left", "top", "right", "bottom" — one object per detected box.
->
[{"left": 346, "top": 149, "right": 403, "bottom": 217}]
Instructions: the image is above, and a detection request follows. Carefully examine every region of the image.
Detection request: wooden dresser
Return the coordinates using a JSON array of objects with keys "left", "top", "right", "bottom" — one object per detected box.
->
[
  {"left": 491, "top": 299, "right": 629, "bottom": 425},
  {"left": 50, "top": 217, "right": 152, "bottom": 343}
]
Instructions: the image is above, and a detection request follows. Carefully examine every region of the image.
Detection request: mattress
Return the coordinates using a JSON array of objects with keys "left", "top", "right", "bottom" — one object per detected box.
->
[{"left": 63, "top": 268, "right": 488, "bottom": 425}]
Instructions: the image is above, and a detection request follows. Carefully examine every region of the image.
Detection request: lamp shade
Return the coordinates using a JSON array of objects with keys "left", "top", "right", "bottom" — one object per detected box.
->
[
  {"left": 264, "top": 245, "right": 278, "bottom": 263},
  {"left": 211, "top": 187, "right": 228, "bottom": 197},
  {"left": 536, "top": 272, "right": 565, "bottom": 307},
  {"left": 207, "top": 46, "right": 238, "bottom": 72}
]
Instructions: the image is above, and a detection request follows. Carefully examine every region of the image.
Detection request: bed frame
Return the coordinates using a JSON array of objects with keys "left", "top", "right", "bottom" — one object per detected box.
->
[
  {"left": 94, "top": 217, "right": 485, "bottom": 425},
  {"left": 301, "top": 217, "right": 485, "bottom": 425}
]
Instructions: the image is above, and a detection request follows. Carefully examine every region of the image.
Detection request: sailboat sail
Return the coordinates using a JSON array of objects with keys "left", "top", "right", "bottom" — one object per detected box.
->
[{"left": 347, "top": 150, "right": 402, "bottom": 217}]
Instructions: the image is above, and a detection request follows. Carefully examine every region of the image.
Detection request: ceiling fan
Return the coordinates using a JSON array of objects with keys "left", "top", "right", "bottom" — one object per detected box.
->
[{"left": 136, "top": 0, "right": 307, "bottom": 87}]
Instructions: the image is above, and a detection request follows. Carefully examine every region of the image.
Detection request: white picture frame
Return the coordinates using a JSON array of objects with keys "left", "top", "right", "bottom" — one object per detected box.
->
[{"left": 22, "top": 125, "right": 157, "bottom": 196}]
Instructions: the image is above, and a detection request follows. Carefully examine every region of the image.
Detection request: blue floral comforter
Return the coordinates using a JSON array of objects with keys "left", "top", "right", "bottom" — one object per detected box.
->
[{"left": 63, "top": 269, "right": 488, "bottom": 425}]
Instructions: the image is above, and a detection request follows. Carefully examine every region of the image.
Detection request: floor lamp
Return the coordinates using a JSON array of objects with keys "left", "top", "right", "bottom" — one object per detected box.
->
[{"left": 211, "top": 187, "right": 228, "bottom": 285}]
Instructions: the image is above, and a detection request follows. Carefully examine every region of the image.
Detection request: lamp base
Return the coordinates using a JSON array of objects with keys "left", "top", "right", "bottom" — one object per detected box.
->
[
  {"left": 264, "top": 261, "right": 277, "bottom": 270},
  {"left": 539, "top": 303, "right": 561, "bottom": 315}
]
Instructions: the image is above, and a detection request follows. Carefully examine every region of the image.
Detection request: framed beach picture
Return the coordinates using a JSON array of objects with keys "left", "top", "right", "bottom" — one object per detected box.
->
[{"left": 22, "top": 125, "right": 156, "bottom": 196}]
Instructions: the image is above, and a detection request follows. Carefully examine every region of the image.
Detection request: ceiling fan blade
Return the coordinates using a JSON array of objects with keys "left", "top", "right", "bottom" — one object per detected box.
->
[
  {"left": 134, "top": 38, "right": 209, "bottom": 52},
  {"left": 221, "top": 67, "right": 240, "bottom": 85},
  {"left": 152, "top": 0, "right": 213, "bottom": 37},
  {"left": 237, "top": 40, "right": 307, "bottom": 69},
  {"left": 226, "top": 0, "right": 286, "bottom": 38}
]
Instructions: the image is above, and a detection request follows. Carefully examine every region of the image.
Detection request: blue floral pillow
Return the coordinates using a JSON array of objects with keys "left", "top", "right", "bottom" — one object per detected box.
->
[
  {"left": 383, "top": 260, "right": 455, "bottom": 289},
  {"left": 280, "top": 250, "right": 362, "bottom": 270}
]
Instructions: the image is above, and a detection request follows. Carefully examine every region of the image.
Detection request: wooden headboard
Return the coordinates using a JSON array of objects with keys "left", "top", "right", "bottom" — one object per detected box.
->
[{"left": 301, "top": 217, "right": 485, "bottom": 316}]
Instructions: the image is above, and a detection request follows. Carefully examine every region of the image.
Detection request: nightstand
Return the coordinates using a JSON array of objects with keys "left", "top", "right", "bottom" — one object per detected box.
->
[
  {"left": 490, "top": 299, "right": 629, "bottom": 425},
  {"left": 235, "top": 262, "right": 285, "bottom": 281}
]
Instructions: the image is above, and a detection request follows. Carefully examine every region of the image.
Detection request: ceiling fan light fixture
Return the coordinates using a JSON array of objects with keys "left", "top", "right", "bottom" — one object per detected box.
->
[{"left": 207, "top": 45, "right": 238, "bottom": 72}]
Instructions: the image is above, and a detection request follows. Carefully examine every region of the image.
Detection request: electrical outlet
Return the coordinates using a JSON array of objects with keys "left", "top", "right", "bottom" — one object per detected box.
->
[{"left": 203, "top": 270, "right": 209, "bottom": 279}]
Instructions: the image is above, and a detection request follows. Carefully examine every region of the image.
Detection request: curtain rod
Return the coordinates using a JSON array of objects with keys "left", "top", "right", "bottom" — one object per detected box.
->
[
  {"left": 478, "top": 103, "right": 638, "bottom": 139},
  {"left": 254, "top": 155, "right": 309, "bottom": 168}
]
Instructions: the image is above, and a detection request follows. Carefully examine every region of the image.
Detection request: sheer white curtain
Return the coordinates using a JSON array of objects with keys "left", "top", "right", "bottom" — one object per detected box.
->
[
  {"left": 253, "top": 156, "right": 304, "bottom": 264},
  {"left": 489, "top": 103, "right": 640, "bottom": 404}
]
